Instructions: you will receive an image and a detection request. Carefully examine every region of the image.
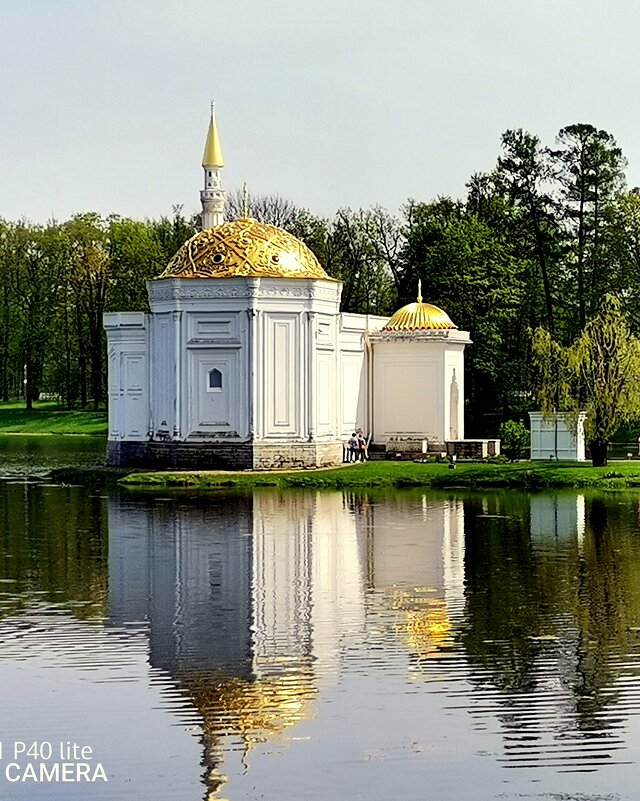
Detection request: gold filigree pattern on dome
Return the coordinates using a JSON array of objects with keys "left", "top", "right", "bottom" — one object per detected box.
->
[{"left": 158, "top": 218, "right": 329, "bottom": 280}]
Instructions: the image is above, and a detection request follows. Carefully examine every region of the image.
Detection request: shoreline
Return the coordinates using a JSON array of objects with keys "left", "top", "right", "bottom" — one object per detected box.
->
[
  {"left": 0, "top": 431, "right": 107, "bottom": 438},
  {"left": 47, "top": 460, "right": 640, "bottom": 491}
]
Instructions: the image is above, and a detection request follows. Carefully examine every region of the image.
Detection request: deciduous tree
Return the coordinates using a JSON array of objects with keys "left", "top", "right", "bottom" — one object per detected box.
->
[{"left": 533, "top": 295, "right": 640, "bottom": 466}]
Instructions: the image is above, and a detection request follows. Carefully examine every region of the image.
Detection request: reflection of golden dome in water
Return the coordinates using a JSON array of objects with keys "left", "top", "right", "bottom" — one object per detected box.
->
[
  {"left": 180, "top": 668, "right": 317, "bottom": 741},
  {"left": 383, "top": 281, "right": 456, "bottom": 331},
  {"left": 179, "top": 668, "right": 317, "bottom": 801},
  {"left": 158, "top": 218, "right": 330, "bottom": 280},
  {"left": 391, "top": 591, "right": 452, "bottom": 657}
]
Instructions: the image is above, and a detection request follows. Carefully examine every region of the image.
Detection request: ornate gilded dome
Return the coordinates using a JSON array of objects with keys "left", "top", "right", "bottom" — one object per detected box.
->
[
  {"left": 383, "top": 282, "right": 456, "bottom": 331},
  {"left": 158, "top": 217, "right": 329, "bottom": 280}
]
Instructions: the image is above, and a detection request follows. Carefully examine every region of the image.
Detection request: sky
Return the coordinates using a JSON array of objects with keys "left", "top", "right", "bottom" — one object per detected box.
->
[{"left": 2, "top": 0, "right": 639, "bottom": 223}]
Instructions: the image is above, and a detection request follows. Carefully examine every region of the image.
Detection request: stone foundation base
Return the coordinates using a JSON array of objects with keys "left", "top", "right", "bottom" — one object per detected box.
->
[{"left": 107, "top": 440, "right": 344, "bottom": 471}]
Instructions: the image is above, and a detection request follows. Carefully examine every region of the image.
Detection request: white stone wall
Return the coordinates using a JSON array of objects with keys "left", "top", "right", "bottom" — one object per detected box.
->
[
  {"left": 336, "top": 313, "right": 388, "bottom": 438},
  {"left": 104, "top": 312, "right": 150, "bottom": 442},
  {"left": 444, "top": 347, "right": 465, "bottom": 441},
  {"left": 529, "top": 411, "right": 586, "bottom": 461},
  {"left": 105, "top": 275, "right": 470, "bottom": 463},
  {"left": 147, "top": 278, "right": 253, "bottom": 441},
  {"left": 149, "top": 311, "right": 176, "bottom": 437},
  {"left": 370, "top": 330, "right": 470, "bottom": 446},
  {"left": 144, "top": 276, "right": 353, "bottom": 448}
]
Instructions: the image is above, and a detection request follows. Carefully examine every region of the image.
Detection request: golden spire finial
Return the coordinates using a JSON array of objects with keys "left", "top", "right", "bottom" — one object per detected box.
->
[
  {"left": 417, "top": 279, "right": 423, "bottom": 304},
  {"left": 202, "top": 101, "right": 224, "bottom": 168},
  {"left": 242, "top": 182, "right": 249, "bottom": 218}
]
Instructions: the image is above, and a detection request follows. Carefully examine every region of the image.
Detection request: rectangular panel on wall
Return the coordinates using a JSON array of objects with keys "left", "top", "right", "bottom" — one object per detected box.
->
[
  {"left": 445, "top": 352, "right": 464, "bottom": 441},
  {"left": 152, "top": 316, "right": 173, "bottom": 432},
  {"left": 316, "top": 315, "right": 334, "bottom": 345},
  {"left": 340, "top": 353, "right": 365, "bottom": 434},
  {"left": 316, "top": 353, "right": 333, "bottom": 432},
  {"left": 108, "top": 347, "right": 121, "bottom": 439},
  {"left": 122, "top": 353, "right": 148, "bottom": 439},
  {"left": 189, "top": 350, "right": 241, "bottom": 435},
  {"left": 377, "top": 360, "right": 439, "bottom": 436},
  {"left": 265, "top": 315, "right": 299, "bottom": 436},
  {"left": 187, "top": 313, "right": 240, "bottom": 343}
]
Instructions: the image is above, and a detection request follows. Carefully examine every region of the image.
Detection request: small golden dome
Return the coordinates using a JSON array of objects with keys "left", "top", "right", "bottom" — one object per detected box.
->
[
  {"left": 384, "top": 281, "right": 456, "bottom": 331},
  {"left": 158, "top": 218, "right": 329, "bottom": 280}
]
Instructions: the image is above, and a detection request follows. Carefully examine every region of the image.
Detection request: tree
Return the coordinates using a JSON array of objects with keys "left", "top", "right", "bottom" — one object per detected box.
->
[
  {"left": 497, "top": 129, "right": 562, "bottom": 336},
  {"left": 603, "top": 190, "right": 640, "bottom": 326},
  {"left": 224, "top": 190, "right": 305, "bottom": 231},
  {"left": 8, "top": 221, "right": 67, "bottom": 409},
  {"left": 64, "top": 214, "right": 110, "bottom": 410},
  {"left": 533, "top": 295, "right": 640, "bottom": 466},
  {"left": 551, "top": 124, "right": 626, "bottom": 333},
  {"left": 107, "top": 216, "right": 167, "bottom": 312},
  {"left": 0, "top": 219, "right": 19, "bottom": 400},
  {"left": 151, "top": 205, "right": 196, "bottom": 262},
  {"left": 326, "top": 209, "right": 396, "bottom": 315}
]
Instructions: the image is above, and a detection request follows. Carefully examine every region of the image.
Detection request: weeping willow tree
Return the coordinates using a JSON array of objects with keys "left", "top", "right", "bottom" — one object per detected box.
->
[{"left": 532, "top": 295, "right": 640, "bottom": 466}]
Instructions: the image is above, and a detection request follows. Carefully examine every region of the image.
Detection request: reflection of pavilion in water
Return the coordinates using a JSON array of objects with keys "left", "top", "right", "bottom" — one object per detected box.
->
[
  {"left": 345, "top": 491, "right": 640, "bottom": 774},
  {"left": 108, "top": 491, "right": 368, "bottom": 798},
  {"left": 107, "top": 490, "right": 464, "bottom": 798},
  {"left": 345, "top": 492, "right": 466, "bottom": 656},
  {"left": 106, "top": 489, "right": 640, "bottom": 792}
]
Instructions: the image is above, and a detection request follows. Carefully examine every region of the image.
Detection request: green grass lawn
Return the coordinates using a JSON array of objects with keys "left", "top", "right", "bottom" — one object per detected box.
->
[
  {"left": 117, "top": 459, "right": 640, "bottom": 491},
  {"left": 0, "top": 401, "right": 107, "bottom": 435}
]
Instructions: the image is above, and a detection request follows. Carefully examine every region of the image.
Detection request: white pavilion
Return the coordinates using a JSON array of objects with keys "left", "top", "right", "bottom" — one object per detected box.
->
[{"left": 103, "top": 109, "right": 472, "bottom": 469}]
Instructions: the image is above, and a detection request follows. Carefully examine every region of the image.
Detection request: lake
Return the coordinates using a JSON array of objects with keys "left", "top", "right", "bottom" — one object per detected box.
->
[
  {"left": 0, "top": 434, "right": 106, "bottom": 477},
  {"left": 1, "top": 476, "right": 640, "bottom": 799}
]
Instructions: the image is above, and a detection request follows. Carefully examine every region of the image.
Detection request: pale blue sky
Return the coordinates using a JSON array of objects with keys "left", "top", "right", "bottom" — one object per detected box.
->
[{"left": 1, "top": 0, "right": 638, "bottom": 222}]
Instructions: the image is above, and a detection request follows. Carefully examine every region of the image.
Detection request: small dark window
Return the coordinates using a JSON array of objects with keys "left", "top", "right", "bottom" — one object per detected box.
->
[{"left": 208, "top": 368, "right": 222, "bottom": 390}]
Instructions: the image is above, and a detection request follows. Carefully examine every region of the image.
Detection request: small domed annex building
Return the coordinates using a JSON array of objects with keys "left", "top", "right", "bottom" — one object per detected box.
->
[{"left": 104, "top": 109, "right": 471, "bottom": 469}]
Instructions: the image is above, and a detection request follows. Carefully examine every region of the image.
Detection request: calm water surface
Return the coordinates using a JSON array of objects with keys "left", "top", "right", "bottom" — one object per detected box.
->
[
  {"left": 1, "top": 483, "right": 640, "bottom": 800},
  {"left": 0, "top": 434, "right": 106, "bottom": 477}
]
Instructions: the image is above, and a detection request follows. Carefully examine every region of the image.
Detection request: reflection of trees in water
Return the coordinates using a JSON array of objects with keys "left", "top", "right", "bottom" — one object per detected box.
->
[
  {"left": 572, "top": 498, "right": 640, "bottom": 730},
  {"left": 0, "top": 483, "right": 107, "bottom": 619},
  {"left": 458, "top": 493, "right": 640, "bottom": 760},
  {"left": 460, "top": 493, "right": 566, "bottom": 695}
]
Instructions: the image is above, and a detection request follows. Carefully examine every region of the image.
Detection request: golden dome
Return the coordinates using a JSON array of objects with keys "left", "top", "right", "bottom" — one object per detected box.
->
[
  {"left": 384, "top": 281, "right": 456, "bottom": 331},
  {"left": 158, "top": 218, "right": 329, "bottom": 280}
]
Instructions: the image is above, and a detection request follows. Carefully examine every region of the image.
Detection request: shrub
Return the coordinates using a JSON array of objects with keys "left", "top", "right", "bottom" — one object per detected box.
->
[{"left": 498, "top": 420, "right": 530, "bottom": 461}]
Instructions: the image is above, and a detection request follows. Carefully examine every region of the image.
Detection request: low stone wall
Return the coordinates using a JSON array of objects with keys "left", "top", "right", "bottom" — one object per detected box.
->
[
  {"left": 375, "top": 438, "right": 444, "bottom": 460},
  {"left": 106, "top": 440, "right": 344, "bottom": 470},
  {"left": 446, "top": 439, "right": 500, "bottom": 459}
]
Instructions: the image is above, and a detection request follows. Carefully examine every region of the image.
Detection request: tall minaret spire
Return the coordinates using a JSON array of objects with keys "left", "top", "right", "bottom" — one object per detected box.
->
[{"left": 200, "top": 102, "right": 225, "bottom": 229}]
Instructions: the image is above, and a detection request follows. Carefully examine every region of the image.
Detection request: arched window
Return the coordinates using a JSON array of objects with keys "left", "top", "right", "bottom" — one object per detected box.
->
[{"left": 208, "top": 368, "right": 223, "bottom": 390}]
